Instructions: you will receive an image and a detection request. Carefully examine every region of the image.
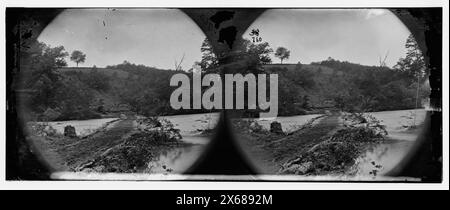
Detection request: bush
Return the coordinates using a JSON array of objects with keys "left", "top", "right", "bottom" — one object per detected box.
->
[
  {"left": 232, "top": 119, "right": 269, "bottom": 134},
  {"left": 280, "top": 113, "right": 387, "bottom": 175},
  {"left": 342, "top": 112, "right": 388, "bottom": 138},
  {"left": 78, "top": 128, "right": 182, "bottom": 173},
  {"left": 136, "top": 117, "right": 182, "bottom": 141},
  {"left": 28, "top": 122, "right": 58, "bottom": 137},
  {"left": 39, "top": 108, "right": 61, "bottom": 121},
  {"left": 330, "top": 127, "right": 384, "bottom": 143}
]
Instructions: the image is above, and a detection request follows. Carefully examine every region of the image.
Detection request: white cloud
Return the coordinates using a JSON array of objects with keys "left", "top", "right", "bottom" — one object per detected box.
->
[{"left": 365, "top": 9, "right": 387, "bottom": 19}]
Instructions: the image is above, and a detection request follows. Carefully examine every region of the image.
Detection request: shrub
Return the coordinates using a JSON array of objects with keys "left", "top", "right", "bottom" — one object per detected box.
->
[
  {"left": 232, "top": 119, "right": 269, "bottom": 134},
  {"left": 79, "top": 128, "right": 182, "bottom": 173},
  {"left": 342, "top": 112, "right": 388, "bottom": 137},
  {"left": 28, "top": 122, "right": 58, "bottom": 137},
  {"left": 280, "top": 113, "right": 387, "bottom": 175},
  {"left": 39, "top": 108, "right": 61, "bottom": 121},
  {"left": 136, "top": 117, "right": 182, "bottom": 141}
]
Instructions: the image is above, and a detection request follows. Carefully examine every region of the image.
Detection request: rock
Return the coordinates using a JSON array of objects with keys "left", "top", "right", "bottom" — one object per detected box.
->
[
  {"left": 249, "top": 121, "right": 263, "bottom": 133},
  {"left": 120, "top": 114, "right": 127, "bottom": 120},
  {"left": 270, "top": 121, "right": 283, "bottom": 134},
  {"left": 44, "top": 125, "right": 57, "bottom": 136},
  {"left": 64, "top": 125, "right": 77, "bottom": 138}
]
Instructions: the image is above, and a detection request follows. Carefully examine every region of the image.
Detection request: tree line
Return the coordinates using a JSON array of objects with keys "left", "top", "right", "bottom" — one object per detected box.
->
[{"left": 18, "top": 34, "right": 429, "bottom": 121}]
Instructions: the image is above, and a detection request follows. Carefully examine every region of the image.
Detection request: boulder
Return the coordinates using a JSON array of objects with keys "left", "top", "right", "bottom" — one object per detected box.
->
[
  {"left": 270, "top": 121, "right": 283, "bottom": 134},
  {"left": 120, "top": 114, "right": 127, "bottom": 120},
  {"left": 64, "top": 125, "right": 77, "bottom": 138}
]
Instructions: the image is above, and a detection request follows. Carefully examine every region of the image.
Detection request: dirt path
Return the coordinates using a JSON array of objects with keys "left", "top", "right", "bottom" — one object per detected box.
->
[
  {"left": 238, "top": 114, "right": 342, "bottom": 174},
  {"left": 55, "top": 118, "right": 135, "bottom": 170},
  {"left": 267, "top": 114, "right": 341, "bottom": 162}
]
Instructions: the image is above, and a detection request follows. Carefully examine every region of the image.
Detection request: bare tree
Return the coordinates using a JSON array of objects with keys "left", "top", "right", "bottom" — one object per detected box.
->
[
  {"left": 174, "top": 53, "right": 185, "bottom": 71},
  {"left": 378, "top": 50, "right": 389, "bottom": 67}
]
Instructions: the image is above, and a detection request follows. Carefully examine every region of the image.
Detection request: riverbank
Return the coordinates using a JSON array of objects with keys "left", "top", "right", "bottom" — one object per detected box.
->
[
  {"left": 27, "top": 113, "right": 215, "bottom": 174},
  {"left": 235, "top": 114, "right": 341, "bottom": 174},
  {"left": 234, "top": 109, "right": 427, "bottom": 176},
  {"left": 28, "top": 117, "right": 136, "bottom": 171}
]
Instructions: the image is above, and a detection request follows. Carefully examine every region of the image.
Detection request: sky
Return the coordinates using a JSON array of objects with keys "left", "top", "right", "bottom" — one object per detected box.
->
[
  {"left": 243, "top": 9, "right": 411, "bottom": 67},
  {"left": 39, "top": 9, "right": 412, "bottom": 69},
  {"left": 38, "top": 9, "right": 206, "bottom": 70}
]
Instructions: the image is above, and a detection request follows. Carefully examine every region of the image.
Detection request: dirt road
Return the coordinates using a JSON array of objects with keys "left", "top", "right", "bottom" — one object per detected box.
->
[
  {"left": 237, "top": 114, "right": 341, "bottom": 174},
  {"left": 51, "top": 118, "right": 136, "bottom": 170}
]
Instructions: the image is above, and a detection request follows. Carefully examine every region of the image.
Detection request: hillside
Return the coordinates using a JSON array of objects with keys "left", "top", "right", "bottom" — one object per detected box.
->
[
  {"left": 57, "top": 67, "right": 132, "bottom": 79},
  {"left": 262, "top": 59, "right": 429, "bottom": 115},
  {"left": 26, "top": 58, "right": 429, "bottom": 121}
]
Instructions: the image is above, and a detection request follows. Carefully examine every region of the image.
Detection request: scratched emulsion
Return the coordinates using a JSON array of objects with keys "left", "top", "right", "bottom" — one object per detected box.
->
[{"left": 209, "top": 11, "right": 238, "bottom": 49}]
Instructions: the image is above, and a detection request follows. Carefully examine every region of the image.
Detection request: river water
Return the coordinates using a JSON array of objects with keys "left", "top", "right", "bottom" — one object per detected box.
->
[
  {"left": 148, "top": 109, "right": 427, "bottom": 175},
  {"left": 43, "top": 110, "right": 426, "bottom": 175},
  {"left": 352, "top": 109, "right": 427, "bottom": 177}
]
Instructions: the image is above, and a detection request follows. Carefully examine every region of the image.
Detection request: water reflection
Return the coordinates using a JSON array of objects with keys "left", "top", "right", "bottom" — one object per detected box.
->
[{"left": 353, "top": 141, "right": 414, "bottom": 176}]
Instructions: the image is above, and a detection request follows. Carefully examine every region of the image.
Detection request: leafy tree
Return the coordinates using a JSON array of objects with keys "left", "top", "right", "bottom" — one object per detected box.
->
[
  {"left": 274, "top": 47, "right": 290, "bottom": 64},
  {"left": 198, "top": 38, "right": 219, "bottom": 73},
  {"left": 236, "top": 39, "right": 274, "bottom": 74},
  {"left": 245, "top": 40, "right": 273, "bottom": 65},
  {"left": 55, "top": 77, "right": 97, "bottom": 120},
  {"left": 79, "top": 69, "right": 111, "bottom": 92},
  {"left": 70, "top": 50, "right": 86, "bottom": 67},
  {"left": 394, "top": 34, "right": 427, "bottom": 83},
  {"left": 198, "top": 38, "right": 273, "bottom": 74},
  {"left": 24, "top": 42, "right": 69, "bottom": 111}
]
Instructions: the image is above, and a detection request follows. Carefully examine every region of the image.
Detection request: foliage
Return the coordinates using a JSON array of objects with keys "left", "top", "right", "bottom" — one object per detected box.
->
[
  {"left": 313, "top": 56, "right": 428, "bottom": 112},
  {"left": 136, "top": 117, "right": 182, "bottom": 141},
  {"left": 22, "top": 35, "right": 430, "bottom": 121},
  {"left": 28, "top": 122, "right": 59, "bottom": 137},
  {"left": 280, "top": 113, "right": 387, "bottom": 175},
  {"left": 274, "top": 47, "right": 290, "bottom": 64},
  {"left": 80, "top": 117, "right": 182, "bottom": 173},
  {"left": 78, "top": 69, "right": 111, "bottom": 92},
  {"left": 198, "top": 38, "right": 219, "bottom": 73},
  {"left": 342, "top": 112, "right": 388, "bottom": 137},
  {"left": 23, "top": 42, "right": 68, "bottom": 111},
  {"left": 246, "top": 40, "right": 273, "bottom": 65},
  {"left": 70, "top": 50, "right": 86, "bottom": 67},
  {"left": 199, "top": 38, "right": 273, "bottom": 74},
  {"left": 394, "top": 34, "right": 427, "bottom": 83}
]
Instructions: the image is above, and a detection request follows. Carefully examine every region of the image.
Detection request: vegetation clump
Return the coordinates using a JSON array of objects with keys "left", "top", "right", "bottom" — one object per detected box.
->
[
  {"left": 280, "top": 113, "right": 387, "bottom": 175},
  {"left": 28, "top": 122, "right": 59, "bottom": 137},
  {"left": 78, "top": 117, "right": 183, "bottom": 173}
]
